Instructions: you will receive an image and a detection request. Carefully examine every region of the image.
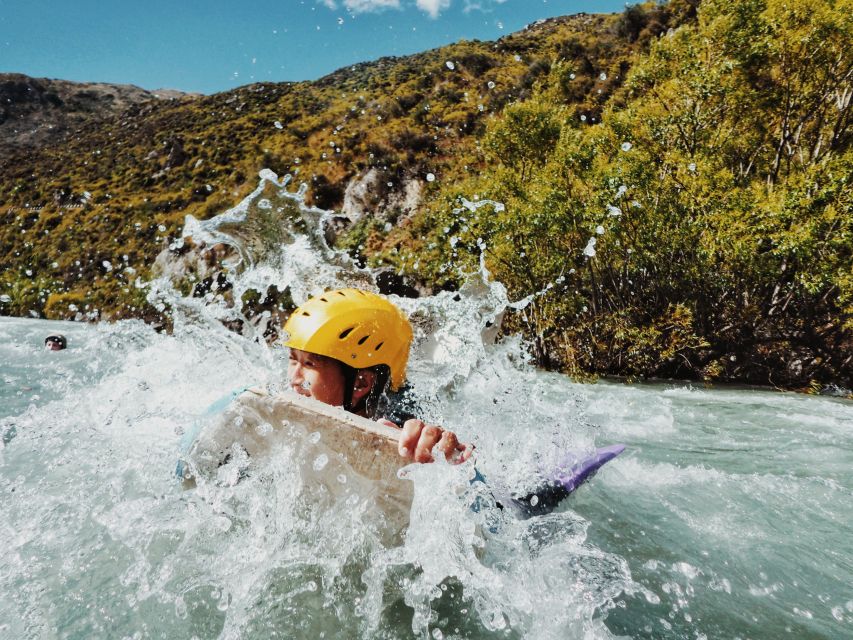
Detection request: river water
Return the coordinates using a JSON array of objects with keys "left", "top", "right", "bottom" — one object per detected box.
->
[{"left": 1, "top": 173, "right": 851, "bottom": 639}]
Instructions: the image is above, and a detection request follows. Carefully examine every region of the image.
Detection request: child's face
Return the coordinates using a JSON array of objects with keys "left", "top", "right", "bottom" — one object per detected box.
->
[{"left": 287, "top": 348, "right": 347, "bottom": 406}]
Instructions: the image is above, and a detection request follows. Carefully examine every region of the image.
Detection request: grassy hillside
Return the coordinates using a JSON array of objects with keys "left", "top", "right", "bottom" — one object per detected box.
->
[
  {"left": 0, "top": 5, "right": 674, "bottom": 323},
  {"left": 0, "top": 74, "right": 190, "bottom": 157},
  {"left": 6, "top": 0, "right": 849, "bottom": 389}
]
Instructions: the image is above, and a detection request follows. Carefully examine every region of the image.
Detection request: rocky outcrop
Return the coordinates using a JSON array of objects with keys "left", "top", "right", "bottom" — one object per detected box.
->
[{"left": 341, "top": 168, "right": 423, "bottom": 223}]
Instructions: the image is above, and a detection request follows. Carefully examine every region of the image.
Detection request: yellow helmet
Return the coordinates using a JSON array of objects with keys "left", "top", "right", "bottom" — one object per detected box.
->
[{"left": 282, "top": 288, "right": 413, "bottom": 390}]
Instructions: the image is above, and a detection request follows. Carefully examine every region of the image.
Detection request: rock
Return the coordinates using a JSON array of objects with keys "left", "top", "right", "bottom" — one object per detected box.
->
[
  {"left": 374, "top": 268, "right": 425, "bottom": 299},
  {"left": 341, "top": 168, "right": 423, "bottom": 223},
  {"left": 165, "top": 137, "right": 187, "bottom": 168},
  {"left": 323, "top": 214, "right": 351, "bottom": 246}
]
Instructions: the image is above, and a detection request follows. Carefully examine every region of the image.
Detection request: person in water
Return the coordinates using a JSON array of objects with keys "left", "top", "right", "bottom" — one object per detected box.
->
[
  {"left": 44, "top": 334, "right": 67, "bottom": 351},
  {"left": 178, "top": 288, "right": 621, "bottom": 513},
  {"left": 281, "top": 288, "right": 473, "bottom": 465},
  {"left": 280, "top": 289, "right": 625, "bottom": 518}
]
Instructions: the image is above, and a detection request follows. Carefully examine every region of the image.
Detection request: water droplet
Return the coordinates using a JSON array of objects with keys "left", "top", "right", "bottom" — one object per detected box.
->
[
  {"left": 274, "top": 121, "right": 283, "bottom": 129},
  {"left": 621, "top": 142, "right": 632, "bottom": 151},
  {"left": 426, "top": 172, "right": 436, "bottom": 182},
  {"left": 445, "top": 61, "right": 455, "bottom": 70},
  {"left": 337, "top": 473, "right": 347, "bottom": 484},
  {"left": 174, "top": 596, "right": 187, "bottom": 619},
  {"left": 580, "top": 115, "right": 587, "bottom": 122},
  {"left": 599, "top": 72, "right": 607, "bottom": 81},
  {"left": 487, "top": 81, "right": 495, "bottom": 89},
  {"left": 514, "top": 54, "right": 522, "bottom": 62},
  {"left": 490, "top": 611, "right": 507, "bottom": 630},
  {"left": 313, "top": 454, "right": 329, "bottom": 471},
  {"left": 309, "top": 431, "right": 321, "bottom": 444},
  {"left": 0, "top": 295, "right": 10, "bottom": 303},
  {"left": 596, "top": 225, "right": 605, "bottom": 235}
]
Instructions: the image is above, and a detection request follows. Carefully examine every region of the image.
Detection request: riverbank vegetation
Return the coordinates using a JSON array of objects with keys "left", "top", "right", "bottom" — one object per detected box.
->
[{"left": 365, "top": 0, "right": 853, "bottom": 388}]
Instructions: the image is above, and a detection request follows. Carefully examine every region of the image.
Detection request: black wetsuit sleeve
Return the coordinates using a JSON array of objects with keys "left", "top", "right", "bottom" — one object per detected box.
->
[{"left": 377, "top": 384, "right": 422, "bottom": 426}]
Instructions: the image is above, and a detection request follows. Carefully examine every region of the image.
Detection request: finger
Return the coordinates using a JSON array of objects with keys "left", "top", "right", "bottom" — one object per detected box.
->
[
  {"left": 436, "top": 430, "right": 459, "bottom": 460},
  {"left": 414, "top": 425, "right": 443, "bottom": 463},
  {"left": 457, "top": 442, "right": 475, "bottom": 463},
  {"left": 399, "top": 419, "right": 424, "bottom": 460}
]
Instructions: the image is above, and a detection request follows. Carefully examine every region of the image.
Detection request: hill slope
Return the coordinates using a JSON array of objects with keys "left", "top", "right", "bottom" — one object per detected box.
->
[
  {"left": 9, "top": 1, "right": 848, "bottom": 389},
  {"left": 0, "top": 73, "right": 192, "bottom": 157},
  {"left": 0, "top": 7, "right": 668, "bottom": 320}
]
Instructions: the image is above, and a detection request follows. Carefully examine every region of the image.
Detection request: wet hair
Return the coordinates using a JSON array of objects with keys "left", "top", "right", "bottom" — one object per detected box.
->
[
  {"left": 341, "top": 362, "right": 391, "bottom": 418},
  {"left": 45, "top": 334, "right": 67, "bottom": 349}
]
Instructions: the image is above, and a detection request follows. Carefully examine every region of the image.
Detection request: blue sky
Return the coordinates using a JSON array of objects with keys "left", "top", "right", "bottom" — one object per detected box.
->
[{"left": 1, "top": 0, "right": 626, "bottom": 94}]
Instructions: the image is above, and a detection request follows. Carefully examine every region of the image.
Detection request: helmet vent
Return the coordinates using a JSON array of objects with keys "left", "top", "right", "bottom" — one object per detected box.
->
[
  {"left": 302, "top": 311, "right": 311, "bottom": 316},
  {"left": 376, "top": 342, "right": 384, "bottom": 351},
  {"left": 320, "top": 297, "right": 328, "bottom": 303},
  {"left": 357, "top": 335, "right": 369, "bottom": 345},
  {"left": 339, "top": 327, "right": 354, "bottom": 339}
]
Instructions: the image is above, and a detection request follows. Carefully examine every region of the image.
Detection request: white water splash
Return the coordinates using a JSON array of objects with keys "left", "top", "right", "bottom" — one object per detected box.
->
[{"left": 3, "top": 168, "right": 849, "bottom": 640}]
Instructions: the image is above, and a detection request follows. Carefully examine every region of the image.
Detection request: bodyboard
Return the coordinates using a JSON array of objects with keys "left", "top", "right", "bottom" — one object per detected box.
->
[{"left": 182, "top": 388, "right": 413, "bottom": 521}]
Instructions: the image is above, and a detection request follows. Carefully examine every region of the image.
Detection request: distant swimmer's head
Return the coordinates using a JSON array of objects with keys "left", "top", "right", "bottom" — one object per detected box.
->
[
  {"left": 44, "top": 334, "right": 67, "bottom": 351},
  {"left": 281, "top": 289, "right": 413, "bottom": 415}
]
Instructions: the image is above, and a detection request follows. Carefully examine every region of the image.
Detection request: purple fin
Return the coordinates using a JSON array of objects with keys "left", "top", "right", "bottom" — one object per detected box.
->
[
  {"left": 501, "top": 444, "right": 626, "bottom": 519},
  {"left": 550, "top": 444, "right": 626, "bottom": 494}
]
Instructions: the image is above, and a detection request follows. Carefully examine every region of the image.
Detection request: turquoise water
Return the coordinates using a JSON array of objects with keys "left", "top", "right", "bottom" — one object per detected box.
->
[{"left": 1, "top": 315, "right": 850, "bottom": 639}]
